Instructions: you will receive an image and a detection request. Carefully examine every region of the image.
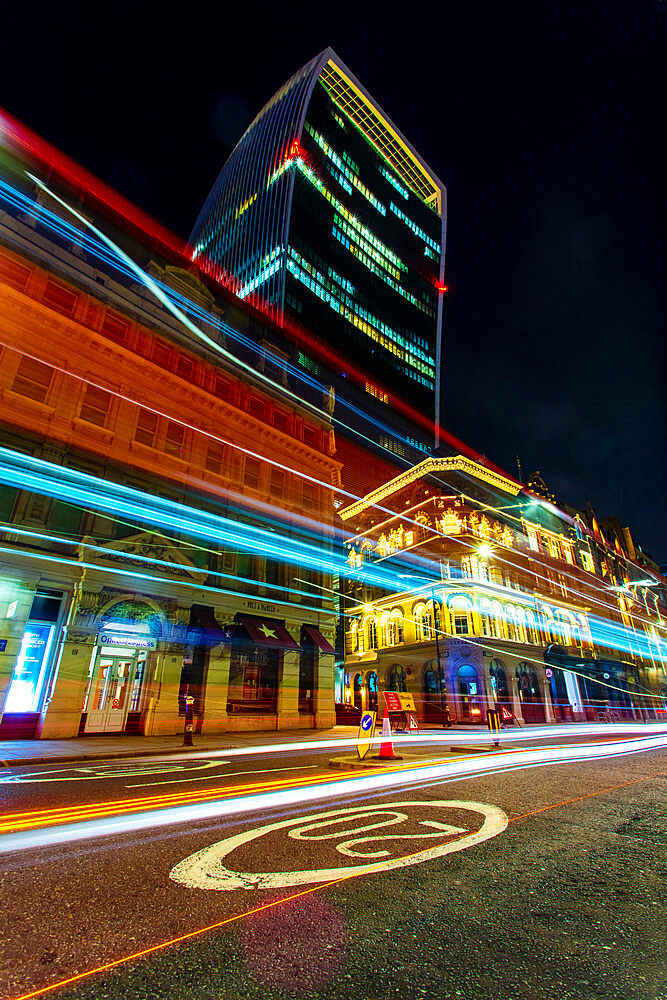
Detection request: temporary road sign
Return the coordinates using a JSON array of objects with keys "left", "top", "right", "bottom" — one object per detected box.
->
[
  {"left": 384, "top": 691, "right": 415, "bottom": 712},
  {"left": 357, "top": 711, "right": 376, "bottom": 759}
]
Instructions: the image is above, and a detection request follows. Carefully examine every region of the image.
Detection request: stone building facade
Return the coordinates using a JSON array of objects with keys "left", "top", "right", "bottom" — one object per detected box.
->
[
  {"left": 0, "top": 177, "right": 340, "bottom": 739},
  {"left": 340, "top": 457, "right": 667, "bottom": 726}
]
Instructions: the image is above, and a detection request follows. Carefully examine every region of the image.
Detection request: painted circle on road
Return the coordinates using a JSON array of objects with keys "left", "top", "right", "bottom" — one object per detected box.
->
[{"left": 170, "top": 800, "right": 508, "bottom": 892}]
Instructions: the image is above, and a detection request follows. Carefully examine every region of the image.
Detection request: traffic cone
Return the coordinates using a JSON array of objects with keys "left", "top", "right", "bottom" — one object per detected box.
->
[{"left": 373, "top": 715, "right": 403, "bottom": 760}]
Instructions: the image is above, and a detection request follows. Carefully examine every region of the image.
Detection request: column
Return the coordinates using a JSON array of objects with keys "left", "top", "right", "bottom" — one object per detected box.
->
[
  {"left": 200, "top": 643, "right": 231, "bottom": 734},
  {"left": 314, "top": 652, "right": 335, "bottom": 728},
  {"left": 508, "top": 674, "right": 525, "bottom": 724},
  {"left": 143, "top": 646, "right": 182, "bottom": 736},
  {"left": 277, "top": 649, "right": 300, "bottom": 730},
  {"left": 38, "top": 630, "right": 95, "bottom": 738}
]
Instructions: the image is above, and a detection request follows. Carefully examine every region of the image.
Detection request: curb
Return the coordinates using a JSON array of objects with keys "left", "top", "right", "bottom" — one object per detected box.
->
[
  {"left": 328, "top": 754, "right": 455, "bottom": 770},
  {"left": 0, "top": 744, "right": 238, "bottom": 768}
]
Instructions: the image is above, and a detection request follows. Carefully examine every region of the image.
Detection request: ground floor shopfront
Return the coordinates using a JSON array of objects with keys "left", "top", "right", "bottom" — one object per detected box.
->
[
  {"left": 0, "top": 557, "right": 336, "bottom": 739},
  {"left": 341, "top": 637, "right": 666, "bottom": 726}
]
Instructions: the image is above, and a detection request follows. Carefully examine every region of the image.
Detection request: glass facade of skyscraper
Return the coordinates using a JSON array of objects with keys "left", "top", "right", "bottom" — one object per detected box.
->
[{"left": 190, "top": 48, "right": 447, "bottom": 435}]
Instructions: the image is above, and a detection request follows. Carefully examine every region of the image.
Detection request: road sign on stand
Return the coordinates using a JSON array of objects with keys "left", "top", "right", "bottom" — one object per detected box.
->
[
  {"left": 357, "top": 711, "right": 376, "bottom": 759},
  {"left": 407, "top": 712, "right": 420, "bottom": 734},
  {"left": 500, "top": 705, "right": 518, "bottom": 725},
  {"left": 383, "top": 691, "right": 417, "bottom": 737}
]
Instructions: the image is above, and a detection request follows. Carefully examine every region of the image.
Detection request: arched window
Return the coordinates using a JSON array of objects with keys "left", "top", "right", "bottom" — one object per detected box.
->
[
  {"left": 388, "top": 611, "right": 404, "bottom": 646},
  {"left": 346, "top": 620, "right": 359, "bottom": 654},
  {"left": 449, "top": 597, "right": 472, "bottom": 636},
  {"left": 514, "top": 607, "right": 527, "bottom": 643},
  {"left": 365, "top": 617, "right": 377, "bottom": 650},
  {"left": 491, "top": 601, "right": 505, "bottom": 639},
  {"left": 505, "top": 606, "right": 517, "bottom": 641},
  {"left": 479, "top": 599, "right": 493, "bottom": 638},
  {"left": 525, "top": 610, "right": 538, "bottom": 644},
  {"left": 379, "top": 611, "right": 390, "bottom": 647},
  {"left": 414, "top": 603, "right": 432, "bottom": 641}
]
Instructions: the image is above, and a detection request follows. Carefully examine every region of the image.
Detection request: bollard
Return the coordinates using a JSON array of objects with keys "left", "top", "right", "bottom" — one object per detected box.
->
[
  {"left": 183, "top": 694, "right": 195, "bottom": 747},
  {"left": 486, "top": 708, "right": 501, "bottom": 747}
]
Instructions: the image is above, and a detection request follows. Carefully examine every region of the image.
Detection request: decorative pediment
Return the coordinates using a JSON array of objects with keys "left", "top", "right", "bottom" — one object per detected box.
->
[{"left": 88, "top": 532, "right": 206, "bottom": 582}]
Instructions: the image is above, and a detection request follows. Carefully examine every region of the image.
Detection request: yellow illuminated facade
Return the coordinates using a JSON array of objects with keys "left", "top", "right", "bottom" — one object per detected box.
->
[{"left": 341, "top": 459, "right": 667, "bottom": 726}]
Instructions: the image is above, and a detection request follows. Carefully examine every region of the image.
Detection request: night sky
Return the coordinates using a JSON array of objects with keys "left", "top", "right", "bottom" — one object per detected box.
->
[{"left": 1, "top": 1, "right": 664, "bottom": 560}]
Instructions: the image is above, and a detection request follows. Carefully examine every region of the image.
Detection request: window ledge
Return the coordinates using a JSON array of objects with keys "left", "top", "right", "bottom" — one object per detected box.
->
[{"left": 1, "top": 387, "right": 56, "bottom": 418}]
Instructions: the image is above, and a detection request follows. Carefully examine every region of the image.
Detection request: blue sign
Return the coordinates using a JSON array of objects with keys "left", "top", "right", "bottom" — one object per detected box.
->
[
  {"left": 0, "top": 639, "right": 7, "bottom": 652},
  {"left": 4, "top": 623, "right": 55, "bottom": 713},
  {"left": 361, "top": 713, "right": 374, "bottom": 731}
]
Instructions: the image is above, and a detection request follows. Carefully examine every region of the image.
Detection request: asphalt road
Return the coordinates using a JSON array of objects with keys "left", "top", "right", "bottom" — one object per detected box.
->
[{"left": 1, "top": 743, "right": 666, "bottom": 1000}]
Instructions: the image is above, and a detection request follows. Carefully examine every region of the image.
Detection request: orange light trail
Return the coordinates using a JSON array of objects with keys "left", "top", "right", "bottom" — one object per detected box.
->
[
  {"left": 9, "top": 767, "right": 665, "bottom": 1000},
  {"left": 0, "top": 739, "right": 643, "bottom": 836}
]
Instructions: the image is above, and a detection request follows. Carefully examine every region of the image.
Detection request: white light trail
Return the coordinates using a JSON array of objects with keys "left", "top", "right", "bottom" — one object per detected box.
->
[{"left": 2, "top": 731, "right": 665, "bottom": 855}]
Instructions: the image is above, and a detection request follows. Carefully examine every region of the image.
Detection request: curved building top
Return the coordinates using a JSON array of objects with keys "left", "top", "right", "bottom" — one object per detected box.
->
[{"left": 190, "top": 48, "right": 447, "bottom": 430}]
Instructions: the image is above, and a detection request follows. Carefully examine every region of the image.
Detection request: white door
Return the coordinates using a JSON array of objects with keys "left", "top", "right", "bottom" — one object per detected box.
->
[{"left": 84, "top": 652, "right": 137, "bottom": 733}]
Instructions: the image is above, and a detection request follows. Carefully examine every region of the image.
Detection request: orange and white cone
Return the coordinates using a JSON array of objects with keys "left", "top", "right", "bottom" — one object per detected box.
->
[{"left": 373, "top": 715, "right": 403, "bottom": 760}]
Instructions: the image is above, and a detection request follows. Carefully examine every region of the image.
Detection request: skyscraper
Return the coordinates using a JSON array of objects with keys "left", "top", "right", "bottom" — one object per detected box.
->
[{"left": 190, "top": 48, "right": 447, "bottom": 450}]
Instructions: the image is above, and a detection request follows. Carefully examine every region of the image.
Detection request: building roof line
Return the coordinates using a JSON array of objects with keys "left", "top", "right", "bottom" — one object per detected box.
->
[
  {"left": 315, "top": 47, "right": 446, "bottom": 215},
  {"left": 338, "top": 456, "right": 522, "bottom": 521}
]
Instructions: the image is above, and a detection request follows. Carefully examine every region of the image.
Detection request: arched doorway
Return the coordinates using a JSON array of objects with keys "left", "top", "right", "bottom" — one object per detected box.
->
[
  {"left": 387, "top": 664, "right": 407, "bottom": 692},
  {"left": 367, "top": 671, "right": 378, "bottom": 712},
  {"left": 489, "top": 659, "right": 510, "bottom": 712},
  {"left": 82, "top": 600, "right": 162, "bottom": 734},
  {"left": 353, "top": 673, "right": 363, "bottom": 712},
  {"left": 517, "top": 664, "right": 546, "bottom": 723},
  {"left": 423, "top": 659, "right": 448, "bottom": 725},
  {"left": 457, "top": 664, "right": 481, "bottom": 721}
]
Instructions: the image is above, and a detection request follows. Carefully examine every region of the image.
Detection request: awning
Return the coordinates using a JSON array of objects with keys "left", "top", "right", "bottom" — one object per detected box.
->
[
  {"left": 189, "top": 605, "right": 229, "bottom": 645},
  {"left": 236, "top": 614, "right": 300, "bottom": 651},
  {"left": 302, "top": 624, "right": 335, "bottom": 655}
]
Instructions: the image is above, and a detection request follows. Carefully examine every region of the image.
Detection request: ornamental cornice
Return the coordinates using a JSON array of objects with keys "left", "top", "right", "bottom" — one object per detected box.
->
[{"left": 339, "top": 457, "right": 521, "bottom": 521}]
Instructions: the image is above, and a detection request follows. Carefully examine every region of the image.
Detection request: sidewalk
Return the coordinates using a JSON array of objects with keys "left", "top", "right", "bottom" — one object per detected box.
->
[
  {"left": 0, "top": 727, "right": 359, "bottom": 767},
  {"left": 0, "top": 721, "right": 629, "bottom": 768}
]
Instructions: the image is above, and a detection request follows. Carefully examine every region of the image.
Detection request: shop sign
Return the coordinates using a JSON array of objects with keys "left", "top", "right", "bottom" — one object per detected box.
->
[
  {"left": 242, "top": 599, "right": 277, "bottom": 614},
  {"left": 99, "top": 633, "right": 157, "bottom": 650}
]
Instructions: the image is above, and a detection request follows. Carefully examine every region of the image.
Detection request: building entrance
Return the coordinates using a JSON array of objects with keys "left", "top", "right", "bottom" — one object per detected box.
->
[
  {"left": 82, "top": 636, "right": 150, "bottom": 733},
  {"left": 83, "top": 647, "right": 139, "bottom": 733}
]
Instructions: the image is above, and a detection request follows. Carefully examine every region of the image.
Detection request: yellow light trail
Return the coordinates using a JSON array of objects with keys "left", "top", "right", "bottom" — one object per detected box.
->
[{"left": 0, "top": 739, "right": 634, "bottom": 836}]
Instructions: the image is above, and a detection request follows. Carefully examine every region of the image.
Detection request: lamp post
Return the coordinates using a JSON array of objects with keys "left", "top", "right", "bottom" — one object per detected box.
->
[
  {"left": 399, "top": 573, "right": 450, "bottom": 729},
  {"left": 431, "top": 587, "right": 450, "bottom": 727}
]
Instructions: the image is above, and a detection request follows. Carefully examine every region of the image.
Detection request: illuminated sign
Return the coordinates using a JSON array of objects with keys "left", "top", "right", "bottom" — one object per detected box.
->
[
  {"left": 99, "top": 633, "right": 157, "bottom": 650},
  {"left": 4, "top": 623, "right": 55, "bottom": 713},
  {"left": 6, "top": 601, "right": 18, "bottom": 619}
]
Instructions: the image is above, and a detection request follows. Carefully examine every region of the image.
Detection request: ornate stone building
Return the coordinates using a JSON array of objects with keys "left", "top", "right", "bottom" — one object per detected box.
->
[
  {"left": 0, "top": 169, "right": 340, "bottom": 739},
  {"left": 340, "top": 457, "right": 667, "bottom": 726}
]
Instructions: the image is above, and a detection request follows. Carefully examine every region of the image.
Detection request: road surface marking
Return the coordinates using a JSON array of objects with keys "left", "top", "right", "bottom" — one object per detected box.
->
[
  {"left": 0, "top": 760, "right": 231, "bottom": 784},
  {"left": 169, "top": 800, "right": 508, "bottom": 891}
]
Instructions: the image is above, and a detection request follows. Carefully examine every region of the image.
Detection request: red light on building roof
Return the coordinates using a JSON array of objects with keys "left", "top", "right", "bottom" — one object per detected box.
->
[
  {"left": 288, "top": 139, "right": 303, "bottom": 160},
  {"left": 436, "top": 283, "right": 449, "bottom": 293}
]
